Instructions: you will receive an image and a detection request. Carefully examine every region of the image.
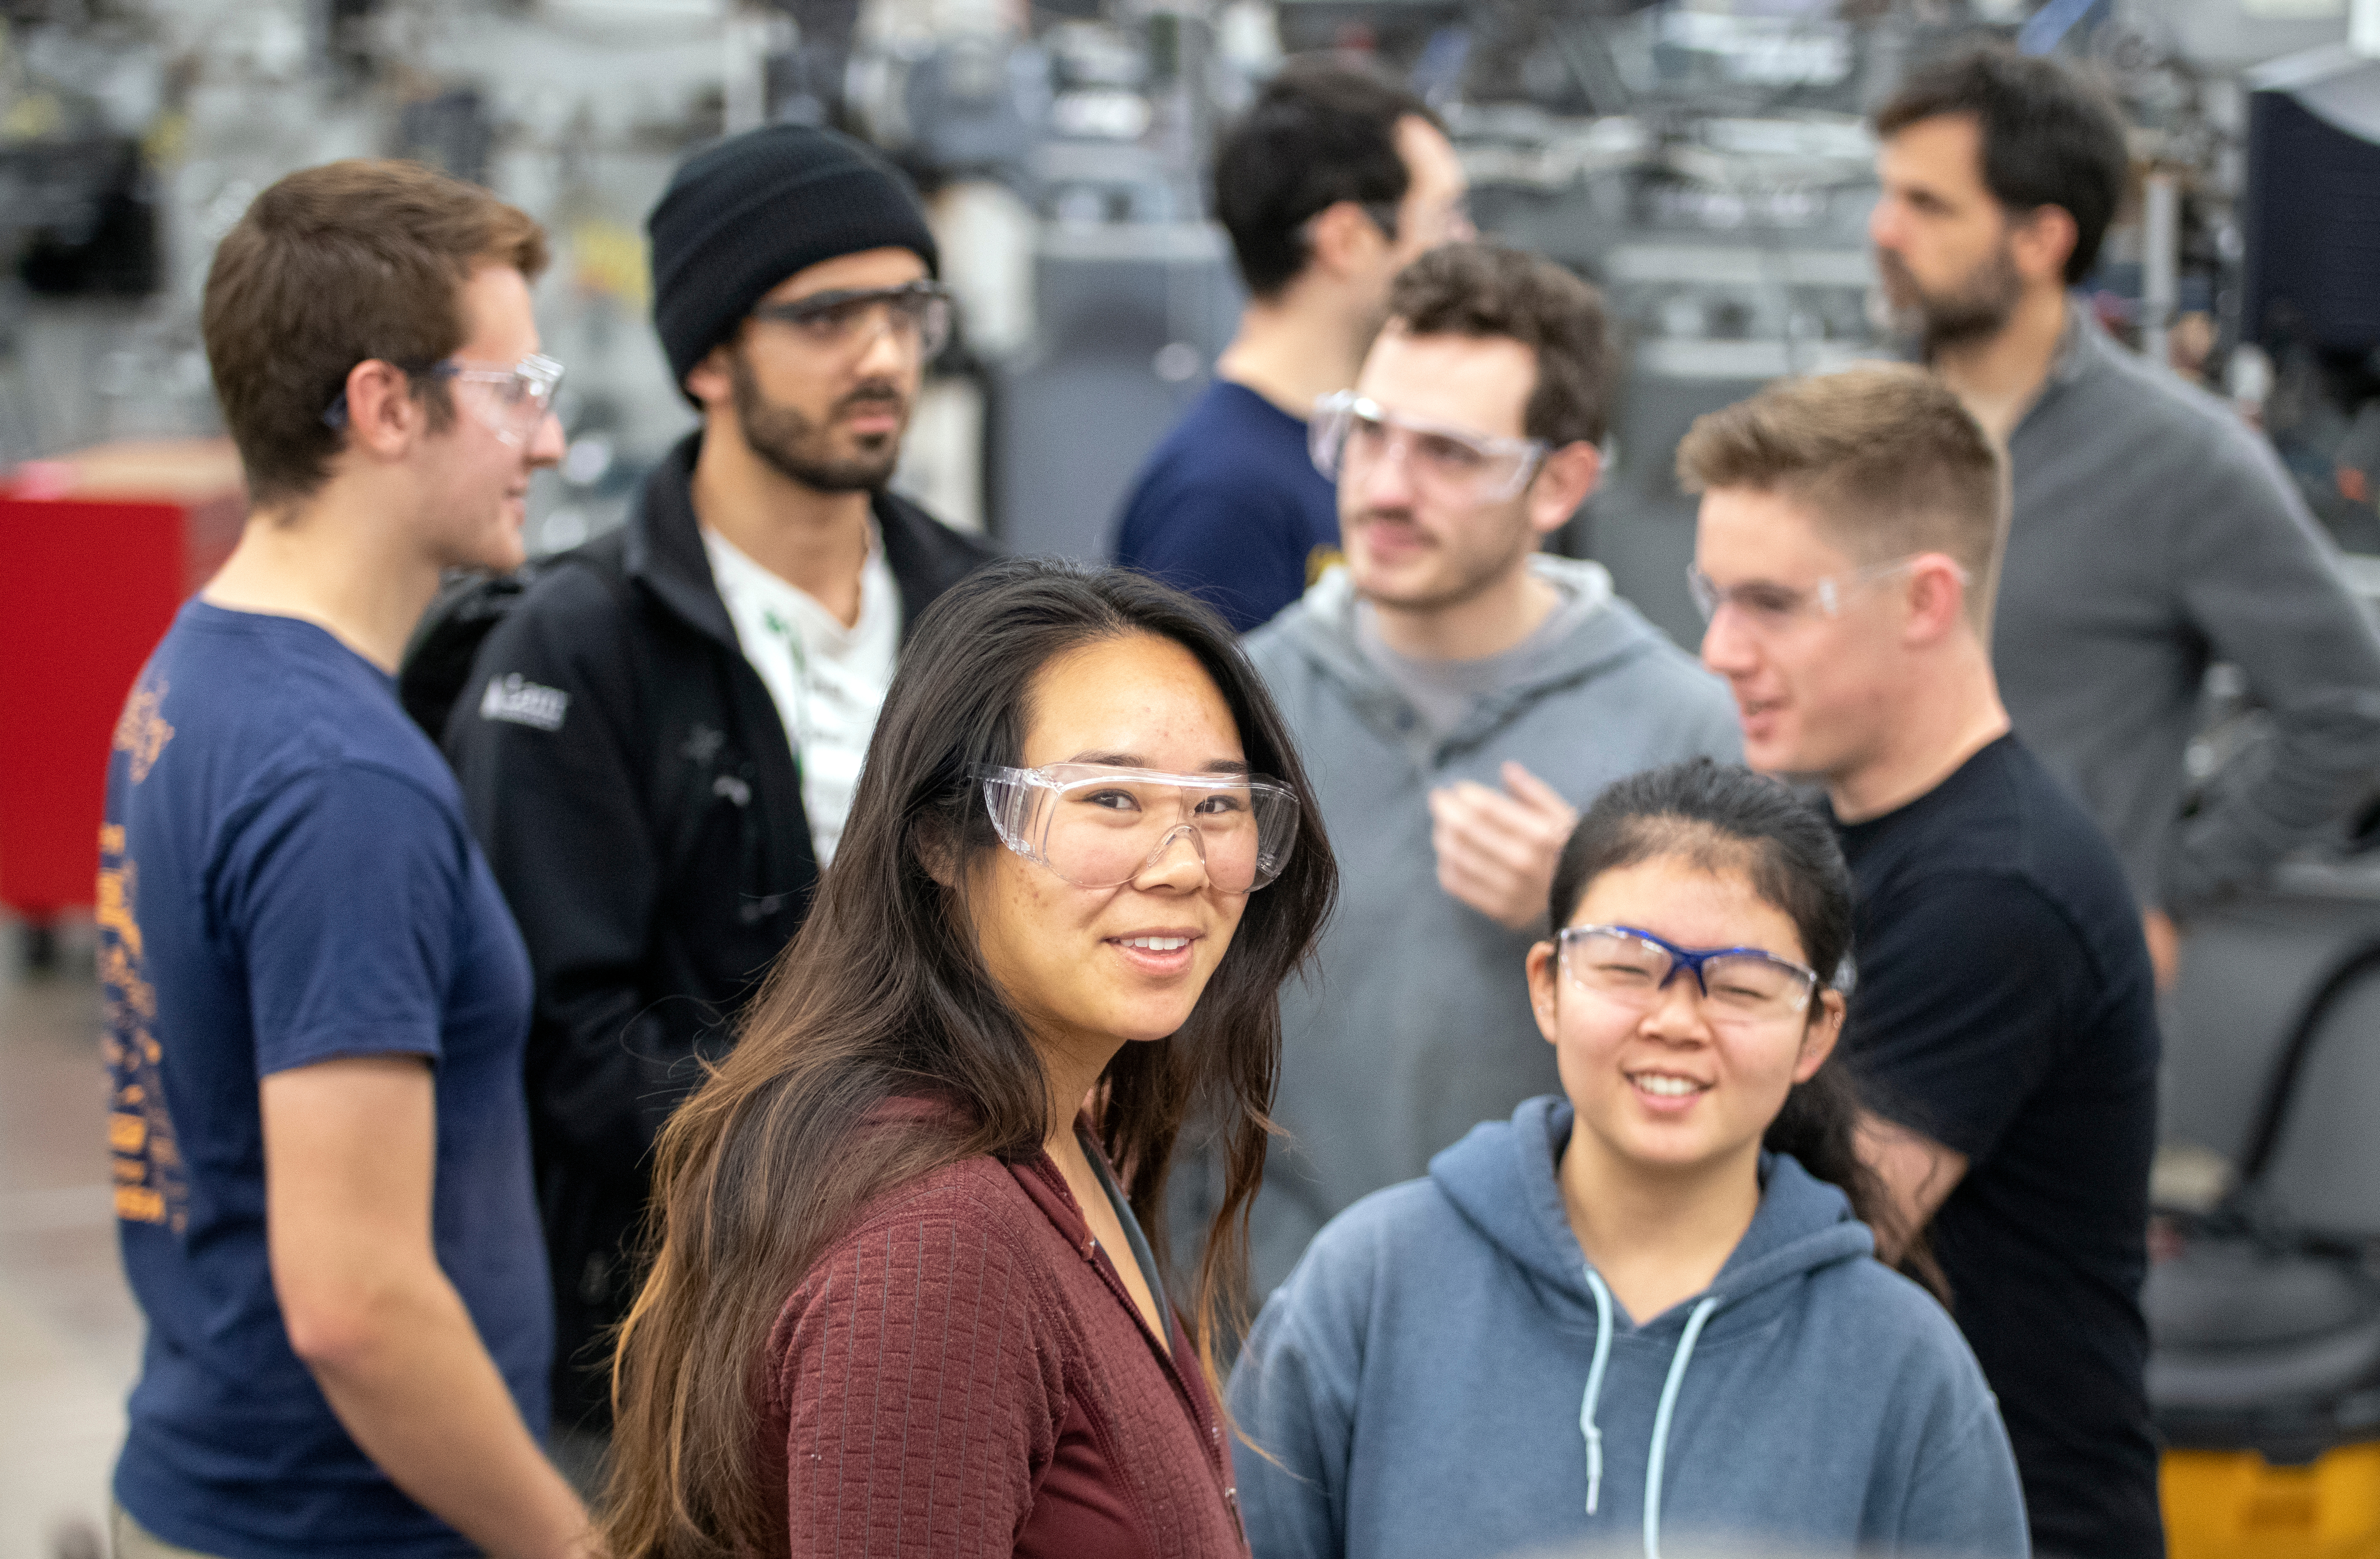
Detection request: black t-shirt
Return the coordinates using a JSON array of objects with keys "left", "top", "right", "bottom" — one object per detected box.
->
[{"left": 1835, "top": 735, "right": 2162, "bottom": 1559}]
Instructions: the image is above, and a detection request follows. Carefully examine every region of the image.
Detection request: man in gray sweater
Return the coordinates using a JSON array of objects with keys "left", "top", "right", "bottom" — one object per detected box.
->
[
  {"left": 1218, "top": 242, "right": 1739, "bottom": 1296},
  {"left": 1870, "top": 47, "right": 2380, "bottom": 982}
]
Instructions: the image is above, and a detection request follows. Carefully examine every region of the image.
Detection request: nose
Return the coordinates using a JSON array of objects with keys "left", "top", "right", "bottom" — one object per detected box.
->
[
  {"left": 1867, "top": 191, "right": 1902, "bottom": 253},
  {"left": 527, "top": 410, "right": 565, "bottom": 467},
  {"left": 852, "top": 308, "right": 913, "bottom": 376},
  {"left": 1133, "top": 824, "right": 1212, "bottom": 892},
  {"left": 1641, "top": 970, "right": 1711, "bottom": 1039},
  {"left": 1356, "top": 431, "right": 1417, "bottom": 509},
  {"left": 1699, "top": 600, "right": 1756, "bottom": 677}
]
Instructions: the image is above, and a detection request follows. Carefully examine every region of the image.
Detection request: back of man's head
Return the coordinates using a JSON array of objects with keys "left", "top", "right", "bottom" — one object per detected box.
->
[
  {"left": 203, "top": 159, "right": 547, "bottom": 511},
  {"left": 1676, "top": 364, "right": 2006, "bottom": 630},
  {"left": 1213, "top": 56, "right": 1437, "bottom": 300},
  {"left": 1385, "top": 242, "right": 1613, "bottom": 448},
  {"left": 1874, "top": 45, "right": 2131, "bottom": 285}
]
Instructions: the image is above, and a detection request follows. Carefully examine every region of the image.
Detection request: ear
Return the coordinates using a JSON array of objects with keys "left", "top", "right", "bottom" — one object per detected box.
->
[
  {"left": 1897, "top": 552, "right": 1970, "bottom": 649},
  {"left": 914, "top": 819, "right": 960, "bottom": 889},
  {"left": 1525, "top": 441, "right": 1603, "bottom": 539},
  {"left": 684, "top": 338, "right": 738, "bottom": 413},
  {"left": 1526, "top": 939, "right": 1561, "bottom": 1044},
  {"left": 1305, "top": 199, "right": 1391, "bottom": 283},
  {"left": 1792, "top": 987, "right": 1845, "bottom": 1083},
  {"left": 337, "top": 359, "right": 426, "bottom": 462},
  {"left": 2009, "top": 203, "right": 2079, "bottom": 289}
]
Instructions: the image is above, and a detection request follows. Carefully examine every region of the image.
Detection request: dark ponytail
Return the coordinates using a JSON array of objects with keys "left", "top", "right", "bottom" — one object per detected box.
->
[{"left": 1547, "top": 760, "right": 1948, "bottom": 1302}]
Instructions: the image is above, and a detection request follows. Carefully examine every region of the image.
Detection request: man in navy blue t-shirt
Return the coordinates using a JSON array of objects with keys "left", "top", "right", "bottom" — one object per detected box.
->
[
  {"left": 1683, "top": 366, "right": 2163, "bottom": 1559},
  {"left": 1111, "top": 57, "right": 1471, "bottom": 632},
  {"left": 99, "top": 161, "right": 590, "bottom": 1559}
]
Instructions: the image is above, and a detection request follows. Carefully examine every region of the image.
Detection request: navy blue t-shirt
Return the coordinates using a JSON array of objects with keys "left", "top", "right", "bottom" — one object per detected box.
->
[
  {"left": 100, "top": 600, "right": 548, "bottom": 1559},
  {"left": 1111, "top": 379, "right": 1340, "bottom": 632},
  {"left": 1833, "top": 734, "right": 2162, "bottom": 1559}
]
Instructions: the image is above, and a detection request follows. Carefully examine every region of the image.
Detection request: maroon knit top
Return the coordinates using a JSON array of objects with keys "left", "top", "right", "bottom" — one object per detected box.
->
[{"left": 756, "top": 1144, "right": 1247, "bottom": 1558}]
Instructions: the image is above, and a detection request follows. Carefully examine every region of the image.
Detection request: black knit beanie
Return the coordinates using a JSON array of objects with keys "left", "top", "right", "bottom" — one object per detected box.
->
[{"left": 646, "top": 124, "right": 940, "bottom": 395}]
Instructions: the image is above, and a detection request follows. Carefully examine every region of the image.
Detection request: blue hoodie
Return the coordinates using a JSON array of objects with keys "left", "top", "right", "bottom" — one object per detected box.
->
[{"left": 1227, "top": 1097, "right": 2028, "bottom": 1559}]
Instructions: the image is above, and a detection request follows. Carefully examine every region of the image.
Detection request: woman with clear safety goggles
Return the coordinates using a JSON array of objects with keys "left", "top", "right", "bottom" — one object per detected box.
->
[{"left": 602, "top": 559, "right": 1336, "bottom": 1558}]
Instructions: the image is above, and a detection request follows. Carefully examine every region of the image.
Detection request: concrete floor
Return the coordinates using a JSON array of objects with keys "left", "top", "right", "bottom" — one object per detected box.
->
[{"left": 0, "top": 929, "right": 137, "bottom": 1559}]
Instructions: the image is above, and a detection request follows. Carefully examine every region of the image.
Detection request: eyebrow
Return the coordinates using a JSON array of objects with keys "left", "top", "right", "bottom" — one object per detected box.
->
[{"left": 1067, "top": 751, "right": 1252, "bottom": 776}]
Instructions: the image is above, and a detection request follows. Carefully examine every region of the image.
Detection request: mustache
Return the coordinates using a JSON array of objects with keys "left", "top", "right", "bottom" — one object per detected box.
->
[{"left": 835, "top": 383, "right": 907, "bottom": 417}]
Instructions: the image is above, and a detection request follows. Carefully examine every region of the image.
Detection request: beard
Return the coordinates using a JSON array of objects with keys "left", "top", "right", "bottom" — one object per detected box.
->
[
  {"left": 1876, "top": 241, "right": 2024, "bottom": 357},
  {"left": 1348, "top": 500, "right": 1537, "bottom": 615},
  {"left": 730, "top": 348, "right": 908, "bottom": 493}
]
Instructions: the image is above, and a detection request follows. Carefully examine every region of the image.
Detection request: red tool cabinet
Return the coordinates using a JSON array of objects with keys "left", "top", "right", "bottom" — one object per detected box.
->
[{"left": 0, "top": 440, "right": 245, "bottom": 922}]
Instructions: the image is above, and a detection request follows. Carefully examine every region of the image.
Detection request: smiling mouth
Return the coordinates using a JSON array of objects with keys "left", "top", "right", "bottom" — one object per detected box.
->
[{"left": 1628, "top": 1070, "right": 1710, "bottom": 1099}]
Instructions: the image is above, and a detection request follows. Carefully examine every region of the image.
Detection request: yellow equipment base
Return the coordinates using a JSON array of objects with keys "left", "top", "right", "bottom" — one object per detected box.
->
[{"left": 2165, "top": 1445, "right": 2380, "bottom": 1559}]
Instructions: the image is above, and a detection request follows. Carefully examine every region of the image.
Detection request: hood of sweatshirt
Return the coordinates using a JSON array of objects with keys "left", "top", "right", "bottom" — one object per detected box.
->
[
  {"left": 1271, "top": 555, "right": 1676, "bottom": 757},
  {"left": 1430, "top": 1096, "right": 1876, "bottom": 1557},
  {"left": 1227, "top": 1095, "right": 2025, "bottom": 1559}
]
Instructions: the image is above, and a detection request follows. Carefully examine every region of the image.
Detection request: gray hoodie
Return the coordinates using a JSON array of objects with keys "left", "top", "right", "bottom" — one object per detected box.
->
[
  {"left": 1224, "top": 558, "right": 1740, "bottom": 1295},
  {"left": 1228, "top": 1097, "right": 2029, "bottom": 1559}
]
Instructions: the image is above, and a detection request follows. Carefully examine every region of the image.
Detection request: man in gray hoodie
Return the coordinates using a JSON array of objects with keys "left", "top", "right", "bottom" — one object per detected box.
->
[{"left": 1222, "top": 242, "right": 1740, "bottom": 1297}]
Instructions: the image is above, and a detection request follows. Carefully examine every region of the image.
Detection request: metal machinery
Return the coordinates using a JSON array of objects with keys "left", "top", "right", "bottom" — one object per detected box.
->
[{"left": 1450, "top": 3, "right": 1903, "bottom": 645}]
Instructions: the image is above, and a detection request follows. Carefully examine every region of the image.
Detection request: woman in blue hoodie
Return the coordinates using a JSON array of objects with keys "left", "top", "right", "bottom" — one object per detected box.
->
[{"left": 1229, "top": 760, "right": 2027, "bottom": 1559}]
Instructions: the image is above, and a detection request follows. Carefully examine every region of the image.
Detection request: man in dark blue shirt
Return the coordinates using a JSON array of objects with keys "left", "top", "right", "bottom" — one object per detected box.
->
[
  {"left": 1111, "top": 57, "right": 1470, "bottom": 632},
  {"left": 100, "top": 161, "right": 590, "bottom": 1558},
  {"left": 1682, "top": 366, "right": 2163, "bottom": 1559}
]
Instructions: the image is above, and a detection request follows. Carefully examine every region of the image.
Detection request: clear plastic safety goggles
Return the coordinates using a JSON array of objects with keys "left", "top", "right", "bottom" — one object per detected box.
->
[
  {"left": 1557, "top": 924, "right": 1819, "bottom": 1027},
  {"left": 1309, "top": 390, "right": 1551, "bottom": 504},
  {"left": 322, "top": 353, "right": 564, "bottom": 447},
  {"left": 749, "top": 281, "right": 955, "bottom": 363},
  {"left": 977, "top": 763, "right": 1300, "bottom": 894}
]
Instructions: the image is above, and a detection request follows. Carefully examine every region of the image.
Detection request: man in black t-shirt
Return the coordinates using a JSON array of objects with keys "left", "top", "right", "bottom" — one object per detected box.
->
[{"left": 1678, "top": 365, "right": 2163, "bottom": 1559}]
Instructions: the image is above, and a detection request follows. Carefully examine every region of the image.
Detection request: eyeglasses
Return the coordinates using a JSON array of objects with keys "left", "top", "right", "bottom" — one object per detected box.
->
[
  {"left": 321, "top": 353, "right": 565, "bottom": 447},
  {"left": 977, "top": 763, "right": 1300, "bottom": 895},
  {"left": 1557, "top": 924, "right": 1819, "bottom": 1027},
  {"left": 1686, "top": 554, "right": 1966, "bottom": 632},
  {"left": 749, "top": 281, "right": 954, "bottom": 362},
  {"left": 1310, "top": 390, "right": 1551, "bottom": 505}
]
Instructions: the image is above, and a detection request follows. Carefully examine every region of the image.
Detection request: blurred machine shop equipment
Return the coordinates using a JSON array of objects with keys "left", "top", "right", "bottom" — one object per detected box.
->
[
  {"left": 2239, "top": 30, "right": 2380, "bottom": 554},
  {"left": 2243, "top": 26, "right": 2380, "bottom": 359},
  {"left": 1452, "top": 5, "right": 1895, "bottom": 645},
  {"left": 0, "top": 0, "right": 2370, "bottom": 580}
]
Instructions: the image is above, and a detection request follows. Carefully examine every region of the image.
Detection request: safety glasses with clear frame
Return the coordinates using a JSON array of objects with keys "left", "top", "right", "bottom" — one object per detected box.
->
[
  {"left": 1557, "top": 924, "right": 1820, "bottom": 1028},
  {"left": 321, "top": 353, "right": 565, "bottom": 447},
  {"left": 1686, "top": 554, "right": 1970, "bottom": 632},
  {"left": 749, "top": 281, "right": 954, "bottom": 363},
  {"left": 976, "top": 763, "right": 1300, "bottom": 895},
  {"left": 1309, "top": 390, "right": 1551, "bottom": 505}
]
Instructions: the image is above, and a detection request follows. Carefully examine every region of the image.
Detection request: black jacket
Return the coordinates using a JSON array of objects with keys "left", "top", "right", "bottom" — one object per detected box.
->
[{"left": 446, "top": 432, "right": 994, "bottom": 1426}]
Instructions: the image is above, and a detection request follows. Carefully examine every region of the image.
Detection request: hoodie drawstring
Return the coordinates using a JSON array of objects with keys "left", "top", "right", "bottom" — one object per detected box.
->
[
  {"left": 1642, "top": 1296, "right": 1720, "bottom": 1559},
  {"left": 1579, "top": 1267, "right": 1616, "bottom": 1515}
]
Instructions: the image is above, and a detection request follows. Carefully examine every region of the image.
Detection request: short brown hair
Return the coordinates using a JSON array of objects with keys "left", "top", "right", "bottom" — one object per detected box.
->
[
  {"left": 1384, "top": 242, "right": 1613, "bottom": 447},
  {"left": 1674, "top": 364, "right": 2008, "bottom": 630},
  {"left": 1874, "top": 47, "right": 2130, "bottom": 287},
  {"left": 202, "top": 159, "right": 548, "bottom": 508}
]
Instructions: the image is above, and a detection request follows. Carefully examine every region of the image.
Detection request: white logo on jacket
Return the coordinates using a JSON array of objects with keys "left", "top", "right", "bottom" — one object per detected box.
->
[{"left": 479, "top": 673, "right": 570, "bottom": 732}]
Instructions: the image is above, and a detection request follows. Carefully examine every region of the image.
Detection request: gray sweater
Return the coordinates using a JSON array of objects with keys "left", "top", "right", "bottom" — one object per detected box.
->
[
  {"left": 1995, "top": 311, "right": 2380, "bottom": 911},
  {"left": 1223, "top": 558, "right": 1740, "bottom": 1297}
]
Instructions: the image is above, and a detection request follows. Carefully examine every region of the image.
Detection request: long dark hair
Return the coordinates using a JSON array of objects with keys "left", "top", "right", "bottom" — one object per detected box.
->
[
  {"left": 603, "top": 561, "right": 1338, "bottom": 1556},
  {"left": 1546, "top": 759, "right": 1946, "bottom": 1299}
]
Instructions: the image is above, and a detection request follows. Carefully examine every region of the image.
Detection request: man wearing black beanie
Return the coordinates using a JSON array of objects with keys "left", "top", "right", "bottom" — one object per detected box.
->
[{"left": 443, "top": 122, "right": 994, "bottom": 1468}]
